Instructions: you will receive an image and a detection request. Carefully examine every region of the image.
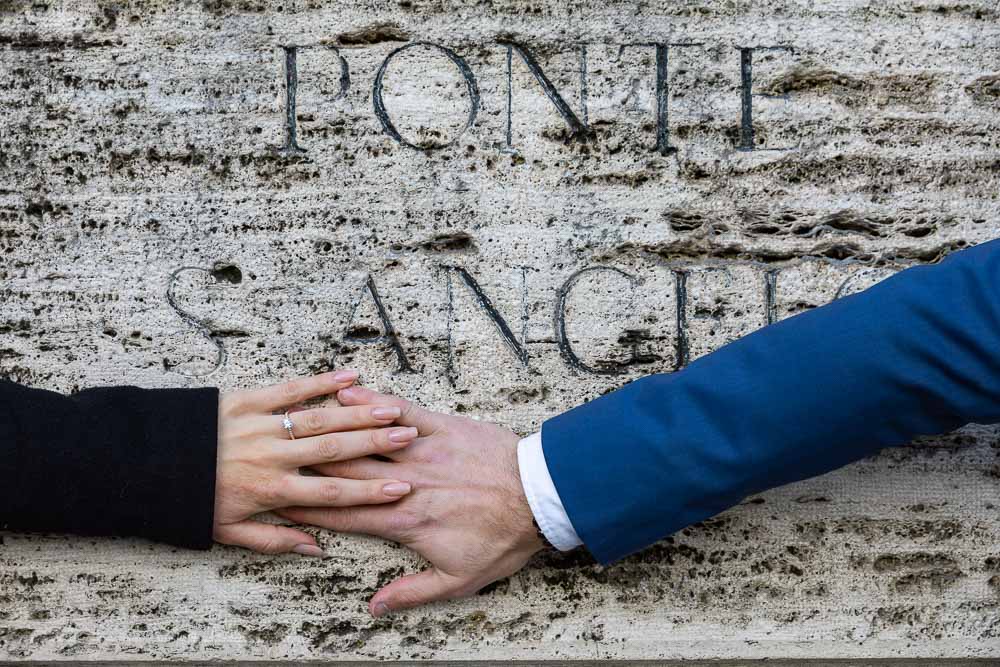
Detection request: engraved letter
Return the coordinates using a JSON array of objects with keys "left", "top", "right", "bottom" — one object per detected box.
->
[
  {"left": 737, "top": 46, "right": 794, "bottom": 152},
  {"left": 444, "top": 266, "right": 530, "bottom": 383},
  {"left": 342, "top": 276, "right": 413, "bottom": 373},
  {"left": 673, "top": 269, "right": 689, "bottom": 370},
  {"left": 373, "top": 42, "right": 481, "bottom": 150},
  {"left": 556, "top": 266, "right": 652, "bottom": 375},
  {"left": 764, "top": 268, "right": 779, "bottom": 325},
  {"left": 652, "top": 43, "right": 702, "bottom": 155},
  {"left": 277, "top": 45, "right": 350, "bottom": 154},
  {"left": 501, "top": 41, "right": 590, "bottom": 149}
]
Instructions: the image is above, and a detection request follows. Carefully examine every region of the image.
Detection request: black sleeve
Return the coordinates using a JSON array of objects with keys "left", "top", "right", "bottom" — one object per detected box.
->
[{"left": 0, "top": 380, "right": 219, "bottom": 549}]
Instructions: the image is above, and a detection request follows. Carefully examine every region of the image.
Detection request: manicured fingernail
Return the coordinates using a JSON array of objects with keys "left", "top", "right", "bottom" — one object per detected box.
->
[
  {"left": 372, "top": 406, "right": 401, "bottom": 420},
  {"left": 292, "top": 544, "right": 326, "bottom": 558},
  {"left": 373, "top": 602, "right": 391, "bottom": 618},
  {"left": 333, "top": 370, "right": 358, "bottom": 383},
  {"left": 382, "top": 482, "right": 411, "bottom": 497},
  {"left": 338, "top": 386, "right": 359, "bottom": 399},
  {"left": 388, "top": 427, "right": 418, "bottom": 443}
]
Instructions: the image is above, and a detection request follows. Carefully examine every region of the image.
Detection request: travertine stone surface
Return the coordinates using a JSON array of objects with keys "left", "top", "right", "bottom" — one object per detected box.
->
[{"left": 1, "top": 0, "right": 998, "bottom": 661}]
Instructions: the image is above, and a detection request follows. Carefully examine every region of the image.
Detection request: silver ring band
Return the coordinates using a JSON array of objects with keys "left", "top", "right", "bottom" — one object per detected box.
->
[{"left": 282, "top": 411, "right": 296, "bottom": 440}]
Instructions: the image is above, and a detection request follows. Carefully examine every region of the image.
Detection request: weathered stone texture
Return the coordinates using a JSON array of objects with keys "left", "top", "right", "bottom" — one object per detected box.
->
[{"left": 0, "top": 0, "right": 998, "bottom": 661}]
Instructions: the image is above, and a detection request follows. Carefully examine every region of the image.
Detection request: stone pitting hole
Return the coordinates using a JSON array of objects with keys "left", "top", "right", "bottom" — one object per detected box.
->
[
  {"left": 335, "top": 22, "right": 410, "bottom": 46},
  {"left": 211, "top": 263, "right": 242, "bottom": 284},
  {"left": 344, "top": 325, "right": 381, "bottom": 339}
]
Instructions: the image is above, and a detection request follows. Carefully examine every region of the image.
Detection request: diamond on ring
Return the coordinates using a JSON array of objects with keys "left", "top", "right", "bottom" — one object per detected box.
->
[{"left": 282, "top": 412, "right": 296, "bottom": 439}]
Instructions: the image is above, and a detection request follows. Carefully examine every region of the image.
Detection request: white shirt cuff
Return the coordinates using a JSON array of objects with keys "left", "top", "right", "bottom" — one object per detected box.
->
[{"left": 517, "top": 430, "right": 583, "bottom": 551}]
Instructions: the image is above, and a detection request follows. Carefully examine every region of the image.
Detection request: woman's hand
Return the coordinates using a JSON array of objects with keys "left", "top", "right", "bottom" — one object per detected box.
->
[{"left": 213, "top": 370, "right": 417, "bottom": 556}]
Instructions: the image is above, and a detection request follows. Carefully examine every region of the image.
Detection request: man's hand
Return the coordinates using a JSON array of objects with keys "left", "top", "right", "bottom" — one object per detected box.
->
[{"left": 276, "top": 386, "right": 545, "bottom": 616}]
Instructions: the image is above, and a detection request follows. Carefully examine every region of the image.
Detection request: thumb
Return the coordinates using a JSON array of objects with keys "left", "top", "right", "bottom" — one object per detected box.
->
[
  {"left": 369, "top": 568, "right": 464, "bottom": 617},
  {"left": 214, "top": 520, "right": 326, "bottom": 557}
]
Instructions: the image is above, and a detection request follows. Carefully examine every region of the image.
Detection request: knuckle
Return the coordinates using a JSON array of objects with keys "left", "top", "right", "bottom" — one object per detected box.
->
[
  {"left": 324, "top": 460, "right": 352, "bottom": 478},
  {"left": 387, "top": 510, "right": 420, "bottom": 536},
  {"left": 316, "top": 437, "right": 340, "bottom": 460},
  {"left": 319, "top": 481, "right": 342, "bottom": 504},
  {"left": 368, "top": 481, "right": 388, "bottom": 502},
  {"left": 256, "top": 538, "right": 284, "bottom": 554},
  {"left": 334, "top": 508, "right": 357, "bottom": 532},
  {"left": 314, "top": 509, "right": 339, "bottom": 528},
  {"left": 368, "top": 429, "right": 388, "bottom": 453},
  {"left": 257, "top": 477, "right": 284, "bottom": 507},
  {"left": 281, "top": 379, "right": 303, "bottom": 402},
  {"left": 304, "top": 410, "right": 325, "bottom": 433},
  {"left": 394, "top": 589, "right": 423, "bottom": 607},
  {"left": 398, "top": 399, "right": 416, "bottom": 419},
  {"left": 220, "top": 393, "right": 245, "bottom": 416}
]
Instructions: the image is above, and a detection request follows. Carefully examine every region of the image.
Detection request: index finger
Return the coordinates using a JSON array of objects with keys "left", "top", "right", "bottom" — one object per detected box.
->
[
  {"left": 235, "top": 370, "right": 359, "bottom": 414},
  {"left": 336, "top": 386, "right": 440, "bottom": 435}
]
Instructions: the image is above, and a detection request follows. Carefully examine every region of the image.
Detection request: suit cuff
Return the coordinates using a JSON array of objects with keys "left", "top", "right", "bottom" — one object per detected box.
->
[{"left": 516, "top": 431, "right": 583, "bottom": 551}]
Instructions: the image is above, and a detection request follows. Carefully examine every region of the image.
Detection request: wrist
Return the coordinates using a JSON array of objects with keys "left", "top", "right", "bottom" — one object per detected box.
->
[
  {"left": 515, "top": 430, "right": 584, "bottom": 552},
  {"left": 502, "top": 431, "right": 546, "bottom": 555}
]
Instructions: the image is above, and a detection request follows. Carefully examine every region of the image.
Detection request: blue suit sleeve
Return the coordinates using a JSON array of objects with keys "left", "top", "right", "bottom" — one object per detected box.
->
[{"left": 542, "top": 240, "right": 1000, "bottom": 564}]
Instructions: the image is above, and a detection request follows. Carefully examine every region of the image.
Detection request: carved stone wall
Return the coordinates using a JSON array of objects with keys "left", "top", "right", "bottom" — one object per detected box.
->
[{"left": 1, "top": 0, "right": 998, "bottom": 662}]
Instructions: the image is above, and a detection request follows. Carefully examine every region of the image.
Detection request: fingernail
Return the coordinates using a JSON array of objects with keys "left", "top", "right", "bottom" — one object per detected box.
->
[
  {"left": 292, "top": 544, "right": 326, "bottom": 558},
  {"left": 338, "top": 386, "right": 358, "bottom": 399},
  {"left": 372, "top": 406, "right": 401, "bottom": 420},
  {"left": 388, "top": 427, "right": 418, "bottom": 443},
  {"left": 382, "top": 482, "right": 411, "bottom": 497},
  {"left": 373, "top": 602, "right": 391, "bottom": 618},
  {"left": 333, "top": 370, "right": 358, "bottom": 383}
]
